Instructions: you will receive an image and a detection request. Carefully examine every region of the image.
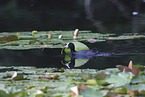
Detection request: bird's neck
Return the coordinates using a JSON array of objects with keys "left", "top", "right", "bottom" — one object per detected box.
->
[{"left": 71, "top": 49, "right": 76, "bottom": 53}]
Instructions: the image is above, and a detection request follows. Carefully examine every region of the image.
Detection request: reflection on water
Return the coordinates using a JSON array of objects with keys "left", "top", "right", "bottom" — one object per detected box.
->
[
  {"left": 62, "top": 55, "right": 89, "bottom": 68},
  {"left": 0, "top": 39, "right": 145, "bottom": 69},
  {"left": 63, "top": 52, "right": 145, "bottom": 69}
]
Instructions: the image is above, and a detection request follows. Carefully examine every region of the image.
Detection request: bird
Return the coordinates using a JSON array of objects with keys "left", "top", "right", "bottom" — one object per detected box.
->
[{"left": 65, "top": 42, "right": 101, "bottom": 59}]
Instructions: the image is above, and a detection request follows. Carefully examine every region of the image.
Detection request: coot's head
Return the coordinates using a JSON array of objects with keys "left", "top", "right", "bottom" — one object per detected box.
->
[{"left": 65, "top": 42, "right": 75, "bottom": 52}]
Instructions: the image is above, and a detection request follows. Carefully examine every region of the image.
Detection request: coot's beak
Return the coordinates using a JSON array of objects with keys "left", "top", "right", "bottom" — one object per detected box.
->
[{"left": 64, "top": 43, "right": 69, "bottom": 48}]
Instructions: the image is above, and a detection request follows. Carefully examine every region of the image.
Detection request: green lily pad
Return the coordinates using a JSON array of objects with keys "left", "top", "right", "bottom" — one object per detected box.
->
[
  {"left": 0, "top": 90, "right": 9, "bottom": 97},
  {"left": 86, "top": 79, "right": 98, "bottom": 85},
  {"left": 75, "top": 59, "right": 89, "bottom": 67},
  {"left": 127, "top": 84, "right": 145, "bottom": 92},
  {"left": 0, "top": 31, "right": 143, "bottom": 50},
  {"left": 0, "top": 65, "right": 145, "bottom": 96},
  {"left": 105, "top": 72, "right": 134, "bottom": 87},
  {"left": 0, "top": 35, "right": 18, "bottom": 42},
  {"left": 0, "top": 84, "right": 5, "bottom": 90},
  {"left": 80, "top": 89, "right": 108, "bottom": 97}
]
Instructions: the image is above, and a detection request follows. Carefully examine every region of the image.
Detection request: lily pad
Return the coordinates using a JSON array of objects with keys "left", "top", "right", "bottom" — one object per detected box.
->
[
  {"left": 75, "top": 59, "right": 89, "bottom": 67},
  {"left": 0, "top": 90, "right": 9, "bottom": 97},
  {"left": 0, "top": 65, "right": 145, "bottom": 96},
  {"left": 0, "top": 31, "right": 144, "bottom": 50},
  {"left": 127, "top": 84, "right": 145, "bottom": 92},
  {"left": 64, "top": 41, "right": 90, "bottom": 54},
  {"left": 105, "top": 72, "right": 134, "bottom": 87},
  {"left": 80, "top": 89, "right": 108, "bottom": 97}
]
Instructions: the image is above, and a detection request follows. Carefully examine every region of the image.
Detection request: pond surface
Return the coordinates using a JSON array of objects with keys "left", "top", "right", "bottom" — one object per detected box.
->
[
  {"left": 1, "top": 0, "right": 145, "bottom": 33},
  {"left": 0, "top": 38, "right": 145, "bottom": 69}
]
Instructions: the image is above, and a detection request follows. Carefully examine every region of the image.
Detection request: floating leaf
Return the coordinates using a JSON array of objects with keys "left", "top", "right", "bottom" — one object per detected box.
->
[
  {"left": 127, "top": 84, "right": 145, "bottom": 92},
  {"left": 39, "top": 74, "right": 60, "bottom": 80},
  {"left": 95, "top": 72, "right": 110, "bottom": 80},
  {"left": 86, "top": 79, "right": 97, "bottom": 85},
  {"left": 117, "top": 66, "right": 131, "bottom": 72},
  {"left": 13, "top": 74, "right": 28, "bottom": 80},
  {"left": 0, "top": 35, "right": 18, "bottom": 42},
  {"left": 0, "top": 31, "right": 140, "bottom": 50},
  {"left": 139, "top": 90, "right": 145, "bottom": 96},
  {"left": 131, "top": 75, "right": 145, "bottom": 84},
  {"left": 88, "top": 39, "right": 97, "bottom": 43},
  {"left": 11, "top": 91, "right": 28, "bottom": 97},
  {"left": 79, "top": 73, "right": 92, "bottom": 80},
  {"left": 117, "top": 61, "right": 140, "bottom": 76},
  {"left": 0, "top": 36, "right": 8, "bottom": 42},
  {"left": 78, "top": 85, "right": 90, "bottom": 90},
  {"left": 72, "top": 41, "right": 89, "bottom": 51},
  {"left": 80, "top": 89, "right": 108, "bottom": 97},
  {"left": 0, "top": 90, "right": 9, "bottom": 97},
  {"left": 64, "top": 41, "right": 89, "bottom": 54},
  {"left": 105, "top": 72, "right": 133, "bottom": 87},
  {"left": 114, "top": 87, "right": 127, "bottom": 94},
  {"left": 4, "top": 72, "right": 28, "bottom": 80},
  {"left": 1, "top": 65, "right": 145, "bottom": 96},
  {"left": 6, "top": 73, "right": 13, "bottom": 78},
  {"left": 129, "top": 90, "right": 139, "bottom": 97},
  {"left": 107, "top": 35, "right": 145, "bottom": 40},
  {"left": 106, "top": 93, "right": 116, "bottom": 97},
  {"left": 70, "top": 85, "right": 91, "bottom": 97},
  {"left": 132, "top": 64, "right": 145, "bottom": 69},
  {"left": 7, "top": 35, "right": 18, "bottom": 41},
  {"left": 0, "top": 84, "right": 5, "bottom": 90},
  {"left": 75, "top": 59, "right": 89, "bottom": 67},
  {"left": 131, "top": 77, "right": 141, "bottom": 83},
  {"left": 131, "top": 68, "right": 139, "bottom": 76}
]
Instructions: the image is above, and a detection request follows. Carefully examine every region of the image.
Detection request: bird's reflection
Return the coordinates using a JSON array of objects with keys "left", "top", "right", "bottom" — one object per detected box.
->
[
  {"left": 62, "top": 42, "right": 143, "bottom": 68},
  {"left": 62, "top": 42, "right": 114, "bottom": 68},
  {"left": 62, "top": 51, "right": 145, "bottom": 69},
  {"left": 62, "top": 55, "right": 89, "bottom": 68},
  {"left": 62, "top": 50, "right": 114, "bottom": 68}
]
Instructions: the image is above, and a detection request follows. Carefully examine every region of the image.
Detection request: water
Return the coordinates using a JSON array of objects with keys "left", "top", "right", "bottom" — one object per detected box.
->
[
  {"left": 0, "top": 0, "right": 145, "bottom": 32},
  {"left": 0, "top": 39, "right": 145, "bottom": 69},
  {"left": 0, "top": 1, "right": 145, "bottom": 69}
]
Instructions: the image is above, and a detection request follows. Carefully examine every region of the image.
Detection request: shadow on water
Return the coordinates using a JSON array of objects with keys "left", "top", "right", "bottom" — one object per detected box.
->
[{"left": 0, "top": 39, "right": 145, "bottom": 69}]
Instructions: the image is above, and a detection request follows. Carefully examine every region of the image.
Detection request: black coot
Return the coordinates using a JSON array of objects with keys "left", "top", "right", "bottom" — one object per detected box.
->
[{"left": 65, "top": 42, "right": 100, "bottom": 59}]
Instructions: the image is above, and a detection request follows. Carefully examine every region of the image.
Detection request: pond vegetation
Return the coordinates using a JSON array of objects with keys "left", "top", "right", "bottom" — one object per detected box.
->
[
  {"left": 0, "top": 61, "right": 145, "bottom": 96},
  {"left": 0, "top": 30, "right": 145, "bottom": 96},
  {"left": 0, "top": 30, "right": 144, "bottom": 50}
]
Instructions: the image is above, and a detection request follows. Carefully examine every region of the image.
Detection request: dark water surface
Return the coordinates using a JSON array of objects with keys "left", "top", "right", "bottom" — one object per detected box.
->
[
  {"left": 0, "top": 39, "right": 145, "bottom": 69},
  {"left": 0, "top": 1, "right": 145, "bottom": 69},
  {"left": 1, "top": 0, "right": 145, "bottom": 33}
]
